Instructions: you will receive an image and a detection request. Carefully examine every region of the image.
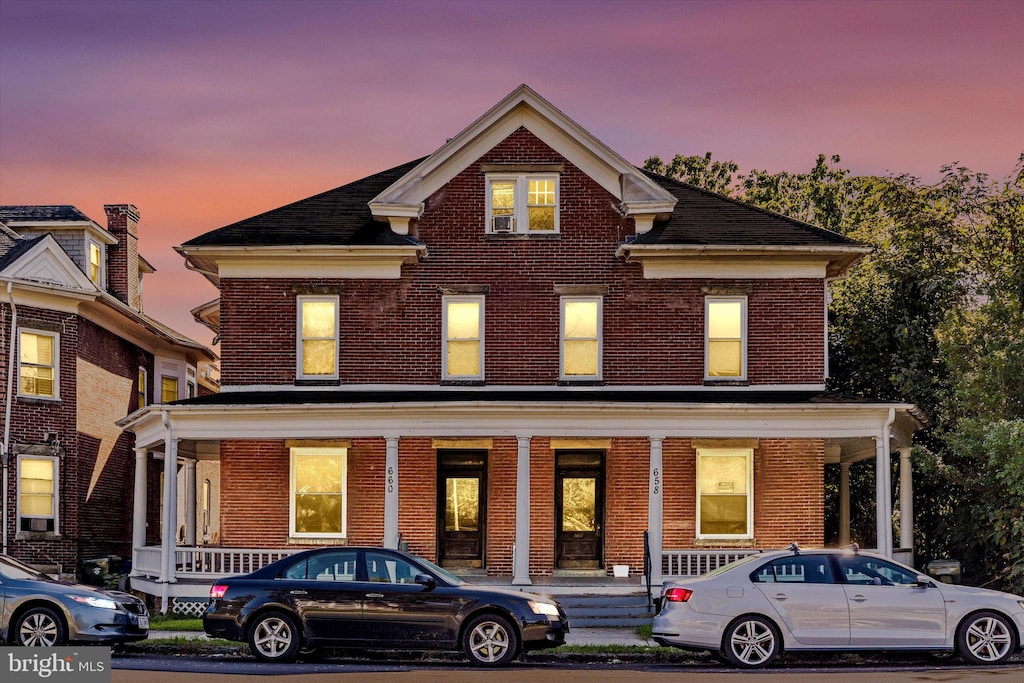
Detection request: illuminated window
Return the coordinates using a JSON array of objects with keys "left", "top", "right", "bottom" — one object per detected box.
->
[
  {"left": 88, "top": 240, "right": 104, "bottom": 287},
  {"left": 138, "top": 367, "right": 148, "bottom": 408},
  {"left": 443, "top": 296, "right": 484, "bottom": 380},
  {"left": 18, "top": 456, "right": 58, "bottom": 533},
  {"left": 561, "top": 297, "right": 601, "bottom": 379},
  {"left": 18, "top": 330, "right": 58, "bottom": 399},
  {"left": 706, "top": 297, "right": 746, "bottom": 379},
  {"left": 290, "top": 447, "right": 347, "bottom": 538},
  {"left": 161, "top": 376, "right": 179, "bottom": 403},
  {"left": 297, "top": 296, "right": 339, "bottom": 379},
  {"left": 487, "top": 174, "right": 559, "bottom": 233},
  {"left": 697, "top": 448, "right": 753, "bottom": 538}
]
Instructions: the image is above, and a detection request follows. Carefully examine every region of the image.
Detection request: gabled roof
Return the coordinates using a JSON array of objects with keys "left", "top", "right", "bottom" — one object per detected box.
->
[
  {"left": 180, "top": 159, "right": 426, "bottom": 248},
  {"left": 0, "top": 205, "right": 94, "bottom": 223},
  {"left": 0, "top": 233, "right": 99, "bottom": 292}
]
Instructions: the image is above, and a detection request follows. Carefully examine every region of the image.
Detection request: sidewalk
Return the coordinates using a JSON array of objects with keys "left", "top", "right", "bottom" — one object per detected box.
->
[{"left": 148, "top": 627, "right": 652, "bottom": 647}]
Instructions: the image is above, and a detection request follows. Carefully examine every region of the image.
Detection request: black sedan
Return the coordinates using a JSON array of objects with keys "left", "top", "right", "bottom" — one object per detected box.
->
[
  {"left": 0, "top": 554, "right": 149, "bottom": 646},
  {"left": 203, "top": 546, "right": 569, "bottom": 666}
]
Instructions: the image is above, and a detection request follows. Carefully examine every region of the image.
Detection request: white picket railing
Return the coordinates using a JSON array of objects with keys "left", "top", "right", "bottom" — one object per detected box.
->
[
  {"left": 662, "top": 549, "right": 761, "bottom": 577},
  {"left": 132, "top": 546, "right": 302, "bottom": 580}
]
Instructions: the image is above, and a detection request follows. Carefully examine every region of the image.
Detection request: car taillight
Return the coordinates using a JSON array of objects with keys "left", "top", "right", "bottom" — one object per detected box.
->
[
  {"left": 210, "top": 584, "right": 228, "bottom": 599},
  {"left": 664, "top": 587, "right": 693, "bottom": 602}
]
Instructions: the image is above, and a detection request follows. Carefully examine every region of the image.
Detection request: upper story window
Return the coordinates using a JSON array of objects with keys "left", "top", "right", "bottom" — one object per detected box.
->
[
  {"left": 696, "top": 447, "right": 753, "bottom": 539},
  {"left": 487, "top": 174, "right": 559, "bottom": 234},
  {"left": 161, "top": 376, "right": 179, "bottom": 403},
  {"left": 138, "top": 367, "right": 148, "bottom": 408},
  {"left": 87, "top": 239, "right": 104, "bottom": 287},
  {"left": 18, "top": 455, "right": 59, "bottom": 533},
  {"left": 297, "top": 295, "right": 339, "bottom": 380},
  {"left": 18, "top": 329, "right": 58, "bottom": 399},
  {"left": 443, "top": 296, "right": 484, "bottom": 381},
  {"left": 705, "top": 296, "right": 747, "bottom": 380},
  {"left": 561, "top": 297, "right": 602, "bottom": 380}
]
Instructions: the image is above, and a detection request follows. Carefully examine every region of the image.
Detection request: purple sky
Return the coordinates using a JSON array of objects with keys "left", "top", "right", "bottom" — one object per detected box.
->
[{"left": 2, "top": 0, "right": 1022, "bottom": 347}]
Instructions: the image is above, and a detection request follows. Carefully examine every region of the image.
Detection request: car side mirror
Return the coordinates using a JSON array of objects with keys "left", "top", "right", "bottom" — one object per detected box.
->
[
  {"left": 915, "top": 574, "right": 932, "bottom": 587},
  {"left": 414, "top": 573, "right": 436, "bottom": 590}
]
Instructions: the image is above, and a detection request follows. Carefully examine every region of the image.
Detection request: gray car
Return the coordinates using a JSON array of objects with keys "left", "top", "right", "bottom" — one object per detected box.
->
[
  {"left": 0, "top": 554, "right": 148, "bottom": 646},
  {"left": 652, "top": 545, "right": 1024, "bottom": 668}
]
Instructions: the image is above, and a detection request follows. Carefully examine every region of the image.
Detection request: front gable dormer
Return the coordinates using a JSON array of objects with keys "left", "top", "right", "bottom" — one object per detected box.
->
[
  {"left": 369, "top": 84, "right": 677, "bottom": 236},
  {"left": 0, "top": 234, "right": 100, "bottom": 294}
]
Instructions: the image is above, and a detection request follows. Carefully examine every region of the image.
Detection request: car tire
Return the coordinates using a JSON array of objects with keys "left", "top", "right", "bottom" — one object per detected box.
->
[
  {"left": 247, "top": 611, "right": 301, "bottom": 663},
  {"left": 956, "top": 610, "right": 1016, "bottom": 665},
  {"left": 462, "top": 613, "right": 518, "bottom": 667},
  {"left": 722, "top": 615, "right": 781, "bottom": 669},
  {"left": 14, "top": 606, "right": 67, "bottom": 647}
]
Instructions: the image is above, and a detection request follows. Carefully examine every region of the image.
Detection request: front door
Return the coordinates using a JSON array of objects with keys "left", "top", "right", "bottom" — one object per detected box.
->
[
  {"left": 555, "top": 451, "right": 603, "bottom": 568},
  {"left": 437, "top": 451, "right": 486, "bottom": 569}
]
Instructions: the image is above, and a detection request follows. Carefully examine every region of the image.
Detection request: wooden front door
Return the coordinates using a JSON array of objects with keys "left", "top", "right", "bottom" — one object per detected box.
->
[
  {"left": 437, "top": 451, "right": 486, "bottom": 569},
  {"left": 555, "top": 451, "right": 604, "bottom": 568}
]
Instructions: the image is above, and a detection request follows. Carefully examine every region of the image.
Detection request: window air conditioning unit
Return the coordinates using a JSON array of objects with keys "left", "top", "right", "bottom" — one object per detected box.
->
[{"left": 491, "top": 215, "right": 514, "bottom": 233}]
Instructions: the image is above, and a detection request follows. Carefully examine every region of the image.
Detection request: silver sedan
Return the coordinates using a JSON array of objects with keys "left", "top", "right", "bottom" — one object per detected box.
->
[{"left": 652, "top": 546, "right": 1024, "bottom": 668}]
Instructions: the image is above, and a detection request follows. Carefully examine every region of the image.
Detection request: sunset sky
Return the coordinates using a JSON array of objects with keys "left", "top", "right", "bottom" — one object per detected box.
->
[{"left": 1, "top": 0, "right": 1022, "bottom": 347}]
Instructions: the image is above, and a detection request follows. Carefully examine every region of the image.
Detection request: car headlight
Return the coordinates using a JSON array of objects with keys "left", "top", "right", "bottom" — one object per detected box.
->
[
  {"left": 71, "top": 595, "right": 119, "bottom": 610},
  {"left": 528, "top": 600, "right": 561, "bottom": 617}
]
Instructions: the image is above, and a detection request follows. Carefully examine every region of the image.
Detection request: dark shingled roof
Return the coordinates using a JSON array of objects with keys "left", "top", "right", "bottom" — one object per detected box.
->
[
  {"left": 180, "top": 160, "right": 863, "bottom": 250},
  {"left": 181, "top": 158, "right": 427, "bottom": 248},
  {"left": 0, "top": 234, "right": 45, "bottom": 270},
  {"left": 171, "top": 387, "right": 875, "bottom": 407},
  {"left": 0, "top": 205, "right": 93, "bottom": 223},
  {"left": 634, "top": 170, "right": 859, "bottom": 247}
]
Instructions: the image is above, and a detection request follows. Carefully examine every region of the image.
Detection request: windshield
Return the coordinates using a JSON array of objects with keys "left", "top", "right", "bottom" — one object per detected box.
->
[
  {"left": 412, "top": 554, "right": 465, "bottom": 586},
  {"left": 0, "top": 554, "right": 54, "bottom": 581}
]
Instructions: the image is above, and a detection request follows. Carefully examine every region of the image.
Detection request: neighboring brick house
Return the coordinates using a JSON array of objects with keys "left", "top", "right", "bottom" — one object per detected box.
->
[
  {"left": 120, "top": 86, "right": 923, "bottom": 606},
  {"left": 0, "top": 204, "right": 216, "bottom": 578}
]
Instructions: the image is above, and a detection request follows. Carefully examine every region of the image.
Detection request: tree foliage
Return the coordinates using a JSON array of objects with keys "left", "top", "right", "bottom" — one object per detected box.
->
[{"left": 645, "top": 151, "right": 1024, "bottom": 592}]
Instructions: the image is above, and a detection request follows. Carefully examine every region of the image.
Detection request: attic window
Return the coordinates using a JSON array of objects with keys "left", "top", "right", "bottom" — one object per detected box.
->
[{"left": 486, "top": 174, "right": 558, "bottom": 234}]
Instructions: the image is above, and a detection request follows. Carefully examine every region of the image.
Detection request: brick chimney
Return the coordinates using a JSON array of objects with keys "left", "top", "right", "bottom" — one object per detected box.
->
[{"left": 104, "top": 204, "right": 141, "bottom": 310}]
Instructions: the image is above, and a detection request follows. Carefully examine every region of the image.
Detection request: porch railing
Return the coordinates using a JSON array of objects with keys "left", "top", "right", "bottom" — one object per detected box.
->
[
  {"left": 662, "top": 549, "right": 761, "bottom": 577},
  {"left": 132, "top": 546, "right": 302, "bottom": 580}
]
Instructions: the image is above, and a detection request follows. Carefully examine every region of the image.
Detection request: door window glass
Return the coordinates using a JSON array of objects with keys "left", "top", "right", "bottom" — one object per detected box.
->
[
  {"left": 561, "top": 477, "right": 596, "bottom": 532},
  {"left": 366, "top": 552, "right": 420, "bottom": 584},
  {"left": 444, "top": 477, "right": 479, "bottom": 532}
]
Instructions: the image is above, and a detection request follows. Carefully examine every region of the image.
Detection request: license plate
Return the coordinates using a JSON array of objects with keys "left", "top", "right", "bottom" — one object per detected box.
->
[{"left": 137, "top": 615, "right": 149, "bottom": 630}]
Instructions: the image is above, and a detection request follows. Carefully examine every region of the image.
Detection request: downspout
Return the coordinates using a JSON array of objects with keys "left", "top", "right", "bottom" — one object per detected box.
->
[{"left": 3, "top": 281, "right": 17, "bottom": 555}]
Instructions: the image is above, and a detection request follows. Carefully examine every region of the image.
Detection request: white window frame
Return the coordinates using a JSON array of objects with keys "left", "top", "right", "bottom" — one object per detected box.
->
[
  {"left": 560, "top": 296, "right": 603, "bottom": 381},
  {"left": 17, "top": 329, "right": 60, "bottom": 400},
  {"left": 704, "top": 295, "right": 748, "bottom": 380},
  {"left": 87, "top": 238, "right": 105, "bottom": 287},
  {"left": 485, "top": 173, "right": 560, "bottom": 234},
  {"left": 160, "top": 375, "right": 179, "bottom": 403},
  {"left": 289, "top": 447, "right": 347, "bottom": 539},
  {"left": 296, "top": 295, "right": 340, "bottom": 380},
  {"left": 696, "top": 447, "right": 754, "bottom": 540},
  {"left": 442, "top": 295, "right": 485, "bottom": 381},
  {"left": 17, "top": 454, "right": 59, "bottom": 534}
]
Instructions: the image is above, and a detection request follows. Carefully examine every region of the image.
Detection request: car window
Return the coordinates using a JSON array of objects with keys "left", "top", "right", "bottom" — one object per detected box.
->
[
  {"left": 285, "top": 551, "right": 359, "bottom": 582},
  {"left": 836, "top": 555, "right": 918, "bottom": 586},
  {"left": 365, "top": 552, "right": 421, "bottom": 584},
  {"left": 752, "top": 555, "right": 835, "bottom": 584}
]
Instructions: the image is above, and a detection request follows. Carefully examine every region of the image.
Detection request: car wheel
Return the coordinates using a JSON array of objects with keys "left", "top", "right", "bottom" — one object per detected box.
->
[
  {"left": 247, "top": 611, "right": 301, "bottom": 663},
  {"left": 462, "top": 613, "right": 518, "bottom": 667},
  {"left": 956, "top": 611, "right": 1016, "bottom": 665},
  {"left": 722, "top": 615, "right": 781, "bottom": 669},
  {"left": 15, "top": 606, "right": 67, "bottom": 647}
]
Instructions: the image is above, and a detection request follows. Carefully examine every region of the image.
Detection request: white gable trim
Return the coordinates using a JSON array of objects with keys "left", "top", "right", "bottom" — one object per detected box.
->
[
  {"left": 0, "top": 234, "right": 99, "bottom": 292},
  {"left": 370, "top": 85, "right": 676, "bottom": 223}
]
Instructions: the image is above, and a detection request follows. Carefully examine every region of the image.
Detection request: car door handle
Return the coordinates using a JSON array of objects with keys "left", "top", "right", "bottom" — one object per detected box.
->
[
  {"left": 289, "top": 590, "right": 308, "bottom": 596},
  {"left": 850, "top": 595, "right": 867, "bottom": 602},
  {"left": 772, "top": 594, "right": 788, "bottom": 601},
  {"left": 365, "top": 592, "right": 384, "bottom": 598}
]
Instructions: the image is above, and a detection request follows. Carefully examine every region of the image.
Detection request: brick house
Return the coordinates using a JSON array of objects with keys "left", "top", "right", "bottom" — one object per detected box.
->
[
  {"left": 0, "top": 204, "right": 216, "bottom": 578},
  {"left": 119, "top": 86, "right": 923, "bottom": 608}
]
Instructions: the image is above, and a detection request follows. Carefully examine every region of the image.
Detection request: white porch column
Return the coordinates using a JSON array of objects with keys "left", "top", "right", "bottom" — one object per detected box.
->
[
  {"left": 898, "top": 447, "right": 914, "bottom": 550},
  {"left": 383, "top": 436, "right": 400, "bottom": 549},
  {"left": 874, "top": 424, "right": 894, "bottom": 557},
  {"left": 131, "top": 447, "right": 148, "bottom": 576},
  {"left": 838, "top": 462, "right": 851, "bottom": 546},
  {"left": 513, "top": 435, "right": 532, "bottom": 586},
  {"left": 160, "top": 438, "right": 179, "bottom": 584},
  {"left": 183, "top": 458, "right": 197, "bottom": 547},
  {"left": 647, "top": 436, "right": 664, "bottom": 585}
]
